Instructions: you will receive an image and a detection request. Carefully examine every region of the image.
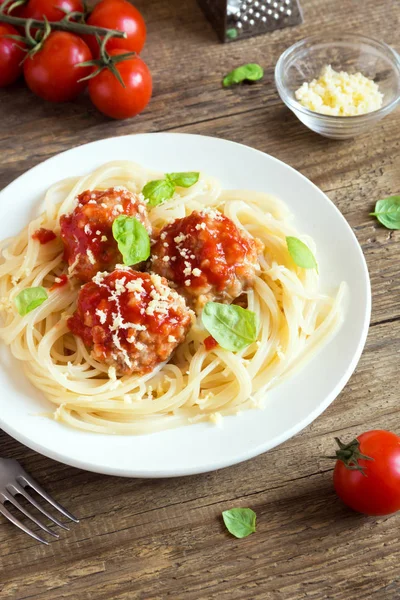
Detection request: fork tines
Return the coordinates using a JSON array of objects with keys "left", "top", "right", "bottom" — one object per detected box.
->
[{"left": 0, "top": 458, "right": 79, "bottom": 545}]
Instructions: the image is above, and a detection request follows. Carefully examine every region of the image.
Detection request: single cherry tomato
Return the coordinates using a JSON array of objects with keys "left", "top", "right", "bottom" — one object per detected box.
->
[
  {"left": 332, "top": 430, "right": 400, "bottom": 516},
  {"left": 88, "top": 50, "right": 152, "bottom": 119},
  {"left": 84, "top": 0, "right": 146, "bottom": 56},
  {"left": 0, "top": 24, "right": 27, "bottom": 87},
  {"left": 25, "top": 0, "right": 83, "bottom": 22},
  {"left": 23, "top": 32, "right": 92, "bottom": 102}
]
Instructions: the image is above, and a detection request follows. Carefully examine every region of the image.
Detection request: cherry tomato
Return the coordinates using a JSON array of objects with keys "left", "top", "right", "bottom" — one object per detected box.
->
[
  {"left": 23, "top": 32, "right": 92, "bottom": 102},
  {"left": 25, "top": 0, "right": 83, "bottom": 22},
  {"left": 84, "top": 0, "right": 146, "bottom": 56},
  {"left": 0, "top": 24, "right": 26, "bottom": 87},
  {"left": 333, "top": 430, "right": 400, "bottom": 516},
  {"left": 88, "top": 50, "right": 152, "bottom": 119}
]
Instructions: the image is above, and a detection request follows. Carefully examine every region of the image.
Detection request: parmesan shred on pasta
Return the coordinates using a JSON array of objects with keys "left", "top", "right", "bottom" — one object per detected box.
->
[{"left": 294, "top": 65, "right": 384, "bottom": 117}]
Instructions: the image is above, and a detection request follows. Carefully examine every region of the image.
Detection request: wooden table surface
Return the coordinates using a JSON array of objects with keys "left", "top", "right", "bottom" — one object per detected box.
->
[{"left": 1, "top": 0, "right": 400, "bottom": 598}]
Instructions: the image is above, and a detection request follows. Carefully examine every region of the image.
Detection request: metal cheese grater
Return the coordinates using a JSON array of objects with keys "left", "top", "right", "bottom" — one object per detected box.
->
[{"left": 197, "top": 0, "right": 303, "bottom": 43}]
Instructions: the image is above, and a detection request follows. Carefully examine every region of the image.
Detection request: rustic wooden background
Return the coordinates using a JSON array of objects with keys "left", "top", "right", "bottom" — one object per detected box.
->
[{"left": 1, "top": 0, "right": 400, "bottom": 598}]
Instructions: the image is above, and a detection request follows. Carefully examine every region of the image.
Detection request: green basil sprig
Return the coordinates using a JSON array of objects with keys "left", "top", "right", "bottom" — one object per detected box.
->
[
  {"left": 223, "top": 63, "right": 264, "bottom": 87},
  {"left": 167, "top": 172, "right": 199, "bottom": 188},
  {"left": 222, "top": 508, "right": 257, "bottom": 539},
  {"left": 202, "top": 302, "right": 258, "bottom": 352},
  {"left": 143, "top": 172, "right": 200, "bottom": 208},
  {"left": 112, "top": 215, "right": 150, "bottom": 266},
  {"left": 15, "top": 287, "right": 48, "bottom": 316},
  {"left": 286, "top": 236, "right": 318, "bottom": 271},
  {"left": 370, "top": 196, "right": 400, "bottom": 230}
]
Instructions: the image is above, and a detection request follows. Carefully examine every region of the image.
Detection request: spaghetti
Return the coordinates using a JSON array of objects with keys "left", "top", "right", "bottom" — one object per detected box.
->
[{"left": 0, "top": 161, "right": 345, "bottom": 434}]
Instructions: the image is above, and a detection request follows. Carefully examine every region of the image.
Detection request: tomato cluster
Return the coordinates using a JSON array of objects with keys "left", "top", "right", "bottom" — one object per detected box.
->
[{"left": 0, "top": 0, "right": 152, "bottom": 119}]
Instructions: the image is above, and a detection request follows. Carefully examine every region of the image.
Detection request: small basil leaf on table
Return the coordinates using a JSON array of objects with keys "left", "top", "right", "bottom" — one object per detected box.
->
[
  {"left": 15, "top": 287, "right": 48, "bottom": 316},
  {"left": 370, "top": 196, "right": 400, "bottom": 230},
  {"left": 112, "top": 215, "right": 150, "bottom": 266},
  {"left": 142, "top": 178, "right": 175, "bottom": 207},
  {"left": 222, "top": 508, "right": 257, "bottom": 538},
  {"left": 286, "top": 236, "right": 318, "bottom": 271},
  {"left": 223, "top": 63, "right": 264, "bottom": 87},
  {"left": 166, "top": 172, "right": 200, "bottom": 188},
  {"left": 226, "top": 28, "right": 238, "bottom": 40},
  {"left": 202, "top": 302, "right": 258, "bottom": 352}
]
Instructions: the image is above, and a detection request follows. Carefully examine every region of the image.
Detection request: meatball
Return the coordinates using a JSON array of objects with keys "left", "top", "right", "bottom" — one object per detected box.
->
[
  {"left": 60, "top": 187, "right": 151, "bottom": 283},
  {"left": 150, "top": 208, "right": 262, "bottom": 309},
  {"left": 67, "top": 267, "right": 194, "bottom": 376}
]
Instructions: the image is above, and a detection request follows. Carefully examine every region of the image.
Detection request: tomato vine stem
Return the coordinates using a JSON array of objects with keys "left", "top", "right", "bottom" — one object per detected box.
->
[{"left": 0, "top": 11, "right": 126, "bottom": 39}]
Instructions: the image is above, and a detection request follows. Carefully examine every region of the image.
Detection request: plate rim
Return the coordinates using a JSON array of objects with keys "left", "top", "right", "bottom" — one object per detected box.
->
[{"left": 0, "top": 132, "right": 371, "bottom": 477}]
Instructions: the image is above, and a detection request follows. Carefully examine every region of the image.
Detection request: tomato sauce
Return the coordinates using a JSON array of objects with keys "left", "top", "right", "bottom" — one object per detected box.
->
[
  {"left": 204, "top": 335, "right": 218, "bottom": 351},
  {"left": 50, "top": 274, "right": 68, "bottom": 291},
  {"left": 32, "top": 228, "right": 57, "bottom": 244}
]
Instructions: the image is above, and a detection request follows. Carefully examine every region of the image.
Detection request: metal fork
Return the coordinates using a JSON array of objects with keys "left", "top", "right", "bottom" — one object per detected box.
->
[{"left": 0, "top": 458, "right": 79, "bottom": 544}]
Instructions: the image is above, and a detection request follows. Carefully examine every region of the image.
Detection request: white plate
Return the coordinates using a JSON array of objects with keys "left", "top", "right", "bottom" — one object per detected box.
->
[{"left": 0, "top": 134, "right": 370, "bottom": 477}]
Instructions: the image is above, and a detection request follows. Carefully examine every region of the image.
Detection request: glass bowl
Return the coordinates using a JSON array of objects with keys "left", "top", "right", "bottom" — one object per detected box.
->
[{"left": 275, "top": 33, "right": 400, "bottom": 139}]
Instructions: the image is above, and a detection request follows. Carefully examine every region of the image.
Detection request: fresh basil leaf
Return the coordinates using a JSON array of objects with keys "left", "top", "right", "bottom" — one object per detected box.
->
[
  {"left": 222, "top": 508, "right": 256, "bottom": 539},
  {"left": 202, "top": 302, "right": 258, "bottom": 352},
  {"left": 286, "top": 236, "right": 318, "bottom": 271},
  {"left": 226, "top": 28, "right": 238, "bottom": 40},
  {"left": 223, "top": 63, "right": 264, "bottom": 87},
  {"left": 370, "top": 196, "right": 400, "bottom": 230},
  {"left": 112, "top": 215, "right": 150, "bottom": 266},
  {"left": 166, "top": 172, "right": 200, "bottom": 188},
  {"left": 15, "top": 287, "right": 48, "bottom": 316},
  {"left": 142, "top": 178, "right": 175, "bottom": 207}
]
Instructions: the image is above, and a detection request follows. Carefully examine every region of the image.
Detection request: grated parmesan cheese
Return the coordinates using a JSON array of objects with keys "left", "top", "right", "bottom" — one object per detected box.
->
[
  {"left": 108, "top": 366, "right": 117, "bottom": 381},
  {"left": 174, "top": 233, "right": 187, "bottom": 244},
  {"left": 200, "top": 207, "right": 222, "bottom": 220},
  {"left": 92, "top": 271, "right": 107, "bottom": 285},
  {"left": 295, "top": 65, "right": 384, "bottom": 116},
  {"left": 96, "top": 309, "right": 107, "bottom": 324},
  {"left": 86, "top": 249, "right": 96, "bottom": 265},
  {"left": 209, "top": 412, "right": 223, "bottom": 426},
  {"left": 195, "top": 222, "right": 207, "bottom": 230}
]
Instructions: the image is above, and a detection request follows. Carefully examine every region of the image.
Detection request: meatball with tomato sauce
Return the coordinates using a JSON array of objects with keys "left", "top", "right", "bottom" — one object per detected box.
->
[
  {"left": 60, "top": 187, "right": 151, "bottom": 282},
  {"left": 67, "top": 267, "right": 194, "bottom": 376},
  {"left": 150, "top": 208, "right": 263, "bottom": 309}
]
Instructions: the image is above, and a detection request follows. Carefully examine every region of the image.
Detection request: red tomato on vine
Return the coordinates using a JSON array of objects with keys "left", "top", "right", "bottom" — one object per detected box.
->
[
  {"left": 87, "top": 49, "right": 152, "bottom": 119},
  {"left": 84, "top": 0, "right": 146, "bottom": 56},
  {"left": 25, "top": 0, "right": 84, "bottom": 22},
  {"left": 0, "top": 24, "right": 27, "bottom": 87},
  {"left": 24, "top": 32, "right": 92, "bottom": 102}
]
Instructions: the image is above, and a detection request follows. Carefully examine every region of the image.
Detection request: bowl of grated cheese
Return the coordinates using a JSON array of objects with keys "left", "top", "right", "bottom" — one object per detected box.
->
[{"left": 275, "top": 33, "right": 400, "bottom": 139}]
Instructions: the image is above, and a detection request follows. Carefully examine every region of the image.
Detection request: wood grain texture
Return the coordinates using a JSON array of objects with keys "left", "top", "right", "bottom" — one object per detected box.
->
[{"left": 1, "top": 0, "right": 400, "bottom": 598}]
